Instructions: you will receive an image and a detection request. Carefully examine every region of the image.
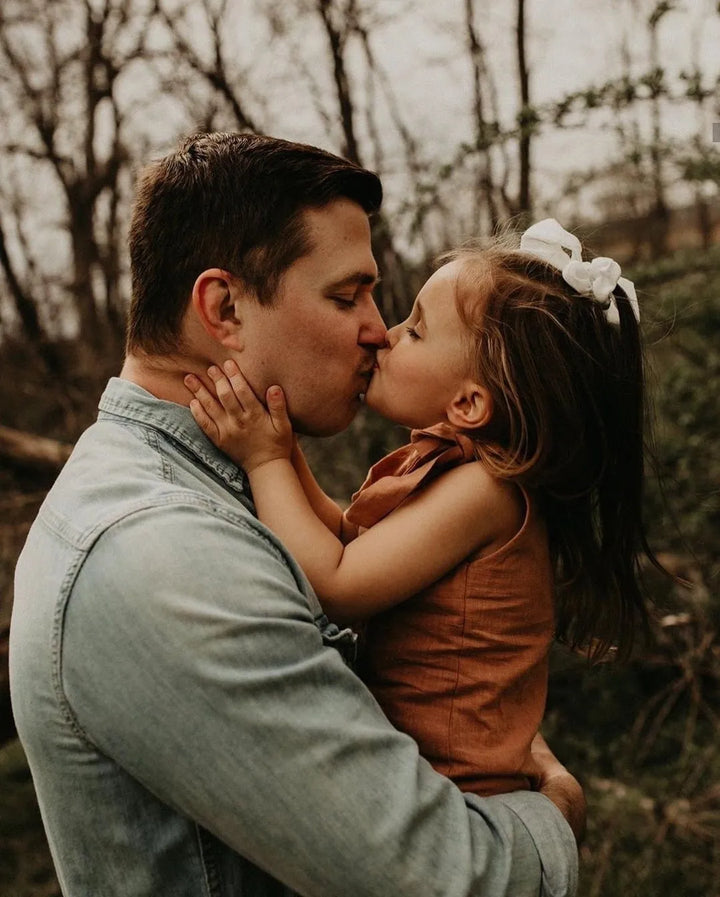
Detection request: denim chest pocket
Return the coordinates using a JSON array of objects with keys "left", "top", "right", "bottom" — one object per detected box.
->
[{"left": 315, "top": 614, "right": 358, "bottom": 668}]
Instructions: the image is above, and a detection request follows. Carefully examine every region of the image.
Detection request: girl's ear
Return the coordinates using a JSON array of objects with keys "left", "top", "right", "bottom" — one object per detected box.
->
[
  {"left": 446, "top": 381, "right": 493, "bottom": 430},
  {"left": 191, "top": 268, "right": 246, "bottom": 350}
]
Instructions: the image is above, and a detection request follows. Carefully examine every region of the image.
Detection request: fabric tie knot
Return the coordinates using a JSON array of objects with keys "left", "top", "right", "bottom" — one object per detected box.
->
[{"left": 345, "top": 423, "right": 477, "bottom": 530}]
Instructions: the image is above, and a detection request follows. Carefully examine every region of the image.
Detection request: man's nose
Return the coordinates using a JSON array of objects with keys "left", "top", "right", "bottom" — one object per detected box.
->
[{"left": 358, "top": 299, "right": 387, "bottom": 348}]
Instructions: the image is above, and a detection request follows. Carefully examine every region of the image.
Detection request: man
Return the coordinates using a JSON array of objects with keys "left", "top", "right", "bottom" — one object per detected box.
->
[{"left": 10, "top": 133, "right": 583, "bottom": 896}]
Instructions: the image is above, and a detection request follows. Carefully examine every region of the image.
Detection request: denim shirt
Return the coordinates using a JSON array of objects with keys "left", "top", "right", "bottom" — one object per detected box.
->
[{"left": 10, "top": 377, "right": 578, "bottom": 897}]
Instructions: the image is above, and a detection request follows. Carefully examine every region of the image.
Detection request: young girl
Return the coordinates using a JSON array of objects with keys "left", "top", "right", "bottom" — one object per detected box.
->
[{"left": 185, "top": 218, "right": 652, "bottom": 797}]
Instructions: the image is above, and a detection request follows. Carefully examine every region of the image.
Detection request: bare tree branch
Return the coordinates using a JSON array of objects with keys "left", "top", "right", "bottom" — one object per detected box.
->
[
  {"left": 516, "top": 0, "right": 532, "bottom": 219},
  {"left": 465, "top": 0, "right": 500, "bottom": 231},
  {"left": 316, "top": 0, "right": 361, "bottom": 164},
  {"left": 155, "top": 0, "right": 260, "bottom": 132}
]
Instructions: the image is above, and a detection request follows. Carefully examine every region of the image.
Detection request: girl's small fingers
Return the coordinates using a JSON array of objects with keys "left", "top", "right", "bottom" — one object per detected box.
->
[
  {"left": 222, "top": 360, "right": 259, "bottom": 410},
  {"left": 208, "top": 365, "right": 244, "bottom": 415},
  {"left": 184, "top": 373, "right": 203, "bottom": 395},
  {"left": 184, "top": 375, "right": 224, "bottom": 418},
  {"left": 189, "top": 398, "right": 218, "bottom": 440},
  {"left": 266, "top": 385, "right": 285, "bottom": 404},
  {"left": 266, "top": 386, "right": 292, "bottom": 435}
]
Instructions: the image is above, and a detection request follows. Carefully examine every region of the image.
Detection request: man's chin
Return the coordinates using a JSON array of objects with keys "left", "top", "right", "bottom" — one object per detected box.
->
[{"left": 293, "top": 404, "right": 360, "bottom": 438}]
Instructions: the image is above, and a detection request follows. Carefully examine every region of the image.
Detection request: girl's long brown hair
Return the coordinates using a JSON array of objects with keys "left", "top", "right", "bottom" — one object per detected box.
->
[{"left": 448, "top": 244, "right": 656, "bottom": 660}]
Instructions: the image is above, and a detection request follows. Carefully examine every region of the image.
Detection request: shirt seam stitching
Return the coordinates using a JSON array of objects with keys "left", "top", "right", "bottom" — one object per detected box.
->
[{"left": 98, "top": 402, "right": 246, "bottom": 491}]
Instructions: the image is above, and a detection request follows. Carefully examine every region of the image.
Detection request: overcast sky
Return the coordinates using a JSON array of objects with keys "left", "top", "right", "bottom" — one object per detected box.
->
[
  {"left": 149, "top": 0, "right": 720, "bottom": 224},
  {"left": 3, "top": 0, "right": 719, "bottom": 300}
]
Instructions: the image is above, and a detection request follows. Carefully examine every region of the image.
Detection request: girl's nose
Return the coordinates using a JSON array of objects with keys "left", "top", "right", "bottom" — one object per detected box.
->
[{"left": 385, "top": 323, "right": 401, "bottom": 348}]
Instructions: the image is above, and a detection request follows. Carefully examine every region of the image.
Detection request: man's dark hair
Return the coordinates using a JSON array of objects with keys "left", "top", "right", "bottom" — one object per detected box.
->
[{"left": 126, "top": 132, "right": 383, "bottom": 354}]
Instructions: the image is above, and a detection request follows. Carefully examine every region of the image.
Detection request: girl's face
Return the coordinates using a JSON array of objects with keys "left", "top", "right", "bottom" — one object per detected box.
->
[{"left": 365, "top": 261, "right": 474, "bottom": 428}]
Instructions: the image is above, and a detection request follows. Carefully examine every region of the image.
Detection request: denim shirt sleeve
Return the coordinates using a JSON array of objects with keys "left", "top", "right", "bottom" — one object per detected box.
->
[{"left": 61, "top": 501, "right": 577, "bottom": 897}]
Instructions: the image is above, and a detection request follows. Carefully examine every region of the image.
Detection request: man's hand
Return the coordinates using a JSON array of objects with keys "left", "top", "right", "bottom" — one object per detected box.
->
[
  {"left": 185, "top": 360, "right": 293, "bottom": 472},
  {"left": 530, "top": 732, "right": 586, "bottom": 844}
]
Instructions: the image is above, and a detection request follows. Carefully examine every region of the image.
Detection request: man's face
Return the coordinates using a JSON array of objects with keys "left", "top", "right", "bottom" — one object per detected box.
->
[{"left": 237, "top": 198, "right": 386, "bottom": 436}]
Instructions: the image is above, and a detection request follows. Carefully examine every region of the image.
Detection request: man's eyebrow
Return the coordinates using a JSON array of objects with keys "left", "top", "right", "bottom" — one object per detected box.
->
[{"left": 325, "top": 271, "right": 382, "bottom": 290}]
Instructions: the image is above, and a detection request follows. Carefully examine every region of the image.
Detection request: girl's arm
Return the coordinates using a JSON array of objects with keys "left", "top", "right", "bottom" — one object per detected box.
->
[
  {"left": 290, "top": 440, "right": 358, "bottom": 543},
  {"left": 186, "top": 363, "right": 519, "bottom": 625}
]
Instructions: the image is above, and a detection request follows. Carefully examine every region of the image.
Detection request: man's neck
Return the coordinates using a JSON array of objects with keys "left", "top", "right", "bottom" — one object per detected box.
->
[{"left": 120, "top": 353, "right": 209, "bottom": 407}]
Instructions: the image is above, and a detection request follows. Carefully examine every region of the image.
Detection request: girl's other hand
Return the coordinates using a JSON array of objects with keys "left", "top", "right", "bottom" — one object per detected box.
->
[
  {"left": 184, "top": 360, "right": 293, "bottom": 472},
  {"left": 529, "top": 732, "right": 586, "bottom": 844}
]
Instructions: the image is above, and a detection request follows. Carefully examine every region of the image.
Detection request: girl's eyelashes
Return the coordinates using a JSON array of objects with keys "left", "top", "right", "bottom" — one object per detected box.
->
[{"left": 405, "top": 326, "right": 420, "bottom": 340}]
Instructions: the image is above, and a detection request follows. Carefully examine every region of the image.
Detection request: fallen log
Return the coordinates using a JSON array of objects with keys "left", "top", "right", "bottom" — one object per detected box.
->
[{"left": 0, "top": 424, "right": 73, "bottom": 473}]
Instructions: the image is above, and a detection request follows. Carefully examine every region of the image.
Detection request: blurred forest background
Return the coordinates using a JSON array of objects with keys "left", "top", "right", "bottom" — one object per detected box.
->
[{"left": 1, "top": 0, "right": 719, "bottom": 894}]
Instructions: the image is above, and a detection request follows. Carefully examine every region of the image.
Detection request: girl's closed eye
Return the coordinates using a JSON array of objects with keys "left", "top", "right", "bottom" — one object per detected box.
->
[{"left": 405, "top": 326, "right": 420, "bottom": 340}]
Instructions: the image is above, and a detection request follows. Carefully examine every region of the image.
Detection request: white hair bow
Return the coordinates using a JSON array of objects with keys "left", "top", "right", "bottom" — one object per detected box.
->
[{"left": 519, "top": 218, "right": 639, "bottom": 326}]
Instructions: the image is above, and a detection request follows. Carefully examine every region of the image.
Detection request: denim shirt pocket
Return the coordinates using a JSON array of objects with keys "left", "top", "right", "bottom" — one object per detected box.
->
[{"left": 314, "top": 613, "right": 358, "bottom": 669}]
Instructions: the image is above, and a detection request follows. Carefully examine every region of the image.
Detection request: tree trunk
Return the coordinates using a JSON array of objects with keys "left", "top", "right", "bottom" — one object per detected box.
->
[
  {"left": 0, "top": 215, "right": 64, "bottom": 376},
  {"left": 317, "top": 0, "right": 360, "bottom": 164},
  {"left": 466, "top": 0, "right": 500, "bottom": 233},
  {"left": 69, "top": 200, "right": 103, "bottom": 349},
  {"left": 648, "top": 6, "right": 670, "bottom": 257},
  {"left": 516, "top": 0, "right": 532, "bottom": 222}
]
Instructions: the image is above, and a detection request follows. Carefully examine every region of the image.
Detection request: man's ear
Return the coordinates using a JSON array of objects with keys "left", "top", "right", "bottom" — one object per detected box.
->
[
  {"left": 191, "top": 268, "right": 246, "bottom": 350},
  {"left": 446, "top": 381, "right": 493, "bottom": 430}
]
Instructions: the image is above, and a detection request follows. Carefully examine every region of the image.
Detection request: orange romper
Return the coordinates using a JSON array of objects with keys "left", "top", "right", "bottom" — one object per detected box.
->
[{"left": 345, "top": 423, "right": 555, "bottom": 797}]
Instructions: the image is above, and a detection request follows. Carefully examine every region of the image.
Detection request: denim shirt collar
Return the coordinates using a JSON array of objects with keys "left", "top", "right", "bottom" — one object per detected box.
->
[
  {"left": 97, "top": 377, "right": 358, "bottom": 666},
  {"left": 98, "top": 377, "right": 249, "bottom": 496}
]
